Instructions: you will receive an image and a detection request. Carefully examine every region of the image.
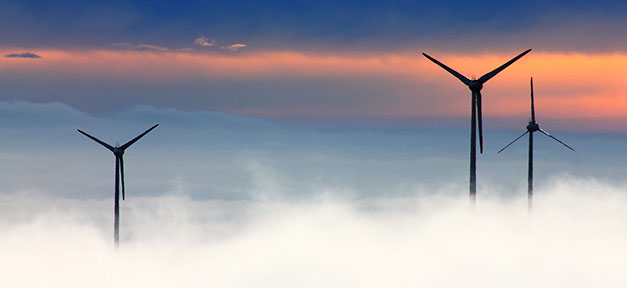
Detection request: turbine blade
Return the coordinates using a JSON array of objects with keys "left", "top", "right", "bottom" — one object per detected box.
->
[
  {"left": 497, "top": 131, "right": 529, "bottom": 153},
  {"left": 422, "top": 53, "right": 471, "bottom": 86},
  {"left": 477, "top": 49, "right": 532, "bottom": 84},
  {"left": 120, "top": 124, "right": 159, "bottom": 150},
  {"left": 120, "top": 156, "right": 125, "bottom": 201},
  {"left": 477, "top": 91, "right": 484, "bottom": 154},
  {"left": 77, "top": 129, "right": 115, "bottom": 152},
  {"left": 530, "top": 77, "right": 536, "bottom": 122},
  {"left": 539, "top": 129, "right": 575, "bottom": 151}
]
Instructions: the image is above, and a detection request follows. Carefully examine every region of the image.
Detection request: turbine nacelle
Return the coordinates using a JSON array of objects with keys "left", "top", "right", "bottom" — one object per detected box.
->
[
  {"left": 526, "top": 122, "right": 539, "bottom": 132},
  {"left": 113, "top": 142, "right": 125, "bottom": 156},
  {"left": 468, "top": 80, "right": 483, "bottom": 91}
]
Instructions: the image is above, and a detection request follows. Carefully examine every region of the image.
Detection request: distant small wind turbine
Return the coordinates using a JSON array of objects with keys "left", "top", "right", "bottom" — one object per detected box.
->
[
  {"left": 423, "top": 49, "right": 531, "bottom": 202},
  {"left": 78, "top": 124, "right": 159, "bottom": 247},
  {"left": 498, "top": 78, "right": 574, "bottom": 210}
]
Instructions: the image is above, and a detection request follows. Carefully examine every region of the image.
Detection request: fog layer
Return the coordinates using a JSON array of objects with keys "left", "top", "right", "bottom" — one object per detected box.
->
[{"left": 1, "top": 177, "right": 625, "bottom": 287}]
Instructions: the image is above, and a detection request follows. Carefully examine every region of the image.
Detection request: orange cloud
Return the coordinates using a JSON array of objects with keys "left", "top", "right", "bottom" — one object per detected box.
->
[
  {"left": 2, "top": 48, "right": 627, "bottom": 127},
  {"left": 0, "top": 48, "right": 433, "bottom": 80}
]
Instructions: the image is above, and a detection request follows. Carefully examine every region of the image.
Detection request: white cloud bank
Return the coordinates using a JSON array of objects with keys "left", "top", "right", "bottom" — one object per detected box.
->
[{"left": 0, "top": 177, "right": 625, "bottom": 288}]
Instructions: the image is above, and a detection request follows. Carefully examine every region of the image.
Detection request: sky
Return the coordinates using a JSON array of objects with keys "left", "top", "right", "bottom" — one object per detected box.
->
[
  {"left": 3, "top": 0, "right": 627, "bottom": 129},
  {"left": 2, "top": 1, "right": 627, "bottom": 287}
]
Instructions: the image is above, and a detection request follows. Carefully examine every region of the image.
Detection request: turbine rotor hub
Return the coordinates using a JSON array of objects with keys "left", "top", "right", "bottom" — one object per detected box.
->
[
  {"left": 527, "top": 122, "right": 539, "bottom": 132},
  {"left": 114, "top": 148, "right": 124, "bottom": 156},
  {"left": 468, "top": 80, "right": 483, "bottom": 91}
]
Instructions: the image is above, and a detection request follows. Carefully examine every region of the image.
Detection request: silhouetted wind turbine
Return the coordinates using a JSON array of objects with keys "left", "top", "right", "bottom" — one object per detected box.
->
[
  {"left": 498, "top": 78, "right": 574, "bottom": 210},
  {"left": 78, "top": 124, "right": 159, "bottom": 247},
  {"left": 423, "top": 49, "right": 531, "bottom": 203}
]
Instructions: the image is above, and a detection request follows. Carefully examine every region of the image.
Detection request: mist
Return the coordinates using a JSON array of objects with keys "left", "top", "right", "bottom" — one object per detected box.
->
[{"left": 1, "top": 177, "right": 625, "bottom": 287}]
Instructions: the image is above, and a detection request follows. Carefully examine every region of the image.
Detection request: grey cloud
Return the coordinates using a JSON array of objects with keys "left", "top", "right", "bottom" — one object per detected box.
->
[
  {"left": 134, "top": 44, "right": 169, "bottom": 52},
  {"left": 109, "top": 42, "right": 169, "bottom": 52},
  {"left": 5, "top": 51, "right": 41, "bottom": 58}
]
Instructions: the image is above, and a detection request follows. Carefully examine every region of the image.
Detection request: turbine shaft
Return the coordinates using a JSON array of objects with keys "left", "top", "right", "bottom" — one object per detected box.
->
[
  {"left": 469, "top": 88, "right": 477, "bottom": 200},
  {"left": 528, "top": 130, "right": 533, "bottom": 211},
  {"left": 114, "top": 155, "right": 120, "bottom": 248}
]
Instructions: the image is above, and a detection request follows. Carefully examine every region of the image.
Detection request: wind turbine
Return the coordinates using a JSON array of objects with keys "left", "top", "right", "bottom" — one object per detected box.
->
[
  {"left": 497, "top": 78, "right": 574, "bottom": 210},
  {"left": 78, "top": 124, "right": 159, "bottom": 247},
  {"left": 423, "top": 49, "right": 531, "bottom": 202}
]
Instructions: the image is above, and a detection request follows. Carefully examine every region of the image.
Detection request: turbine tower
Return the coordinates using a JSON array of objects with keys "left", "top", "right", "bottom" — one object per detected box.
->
[
  {"left": 78, "top": 124, "right": 159, "bottom": 247},
  {"left": 423, "top": 49, "right": 531, "bottom": 203},
  {"left": 498, "top": 78, "right": 574, "bottom": 210}
]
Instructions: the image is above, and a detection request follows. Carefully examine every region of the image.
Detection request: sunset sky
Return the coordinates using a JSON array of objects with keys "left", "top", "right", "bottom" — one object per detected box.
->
[{"left": 3, "top": 0, "right": 627, "bottom": 130}]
